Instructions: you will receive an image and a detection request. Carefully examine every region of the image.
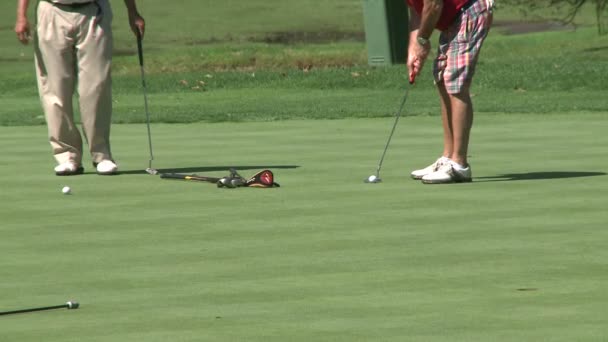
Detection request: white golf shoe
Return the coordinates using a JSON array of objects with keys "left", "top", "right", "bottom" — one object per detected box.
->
[
  {"left": 95, "top": 160, "right": 118, "bottom": 175},
  {"left": 410, "top": 157, "right": 450, "bottom": 180},
  {"left": 54, "top": 161, "right": 84, "bottom": 176},
  {"left": 421, "top": 162, "right": 472, "bottom": 184}
]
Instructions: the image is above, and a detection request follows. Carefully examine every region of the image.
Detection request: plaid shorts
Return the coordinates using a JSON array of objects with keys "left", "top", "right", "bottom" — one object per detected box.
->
[{"left": 433, "top": 0, "right": 494, "bottom": 94}]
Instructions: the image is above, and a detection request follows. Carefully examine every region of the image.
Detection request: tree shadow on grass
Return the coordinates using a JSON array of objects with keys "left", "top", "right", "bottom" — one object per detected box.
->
[
  {"left": 475, "top": 171, "right": 606, "bottom": 182},
  {"left": 583, "top": 46, "right": 608, "bottom": 53},
  {"left": 118, "top": 165, "right": 300, "bottom": 175}
]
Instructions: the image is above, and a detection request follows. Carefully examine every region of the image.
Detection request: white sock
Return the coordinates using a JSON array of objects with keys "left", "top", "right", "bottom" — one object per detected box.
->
[{"left": 450, "top": 161, "right": 468, "bottom": 170}]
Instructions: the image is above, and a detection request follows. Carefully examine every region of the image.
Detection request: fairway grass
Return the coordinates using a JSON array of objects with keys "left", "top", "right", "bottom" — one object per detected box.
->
[{"left": 1, "top": 113, "right": 607, "bottom": 341}]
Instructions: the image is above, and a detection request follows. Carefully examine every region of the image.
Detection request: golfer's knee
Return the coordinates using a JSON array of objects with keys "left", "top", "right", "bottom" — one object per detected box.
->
[{"left": 450, "top": 83, "right": 472, "bottom": 100}]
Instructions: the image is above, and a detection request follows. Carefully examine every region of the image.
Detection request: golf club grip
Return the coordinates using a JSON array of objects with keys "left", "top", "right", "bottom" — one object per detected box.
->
[
  {"left": 160, "top": 173, "right": 220, "bottom": 183},
  {"left": 136, "top": 31, "right": 144, "bottom": 67}
]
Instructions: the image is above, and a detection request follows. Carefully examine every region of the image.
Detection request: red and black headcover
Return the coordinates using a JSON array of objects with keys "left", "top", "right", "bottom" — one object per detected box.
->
[{"left": 246, "top": 169, "right": 280, "bottom": 188}]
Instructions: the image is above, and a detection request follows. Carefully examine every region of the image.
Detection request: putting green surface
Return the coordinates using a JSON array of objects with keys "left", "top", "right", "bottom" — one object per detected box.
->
[{"left": 1, "top": 113, "right": 607, "bottom": 341}]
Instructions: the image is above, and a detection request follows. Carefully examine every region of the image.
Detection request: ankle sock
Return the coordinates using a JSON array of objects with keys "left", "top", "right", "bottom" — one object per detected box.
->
[
  {"left": 450, "top": 161, "right": 468, "bottom": 170},
  {"left": 439, "top": 156, "right": 451, "bottom": 163}
]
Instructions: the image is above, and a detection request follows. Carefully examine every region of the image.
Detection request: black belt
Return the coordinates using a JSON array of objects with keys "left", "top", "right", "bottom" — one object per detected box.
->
[{"left": 42, "top": 0, "right": 95, "bottom": 8}]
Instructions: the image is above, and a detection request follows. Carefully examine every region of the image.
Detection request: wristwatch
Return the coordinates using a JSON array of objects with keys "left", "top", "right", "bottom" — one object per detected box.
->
[{"left": 416, "top": 36, "right": 430, "bottom": 46}]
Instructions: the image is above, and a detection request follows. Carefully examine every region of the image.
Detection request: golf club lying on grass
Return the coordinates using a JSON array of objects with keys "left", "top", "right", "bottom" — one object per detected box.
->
[
  {"left": 161, "top": 168, "right": 280, "bottom": 188},
  {"left": 365, "top": 81, "right": 413, "bottom": 184},
  {"left": 136, "top": 30, "right": 158, "bottom": 176},
  {"left": 0, "top": 301, "right": 79, "bottom": 316}
]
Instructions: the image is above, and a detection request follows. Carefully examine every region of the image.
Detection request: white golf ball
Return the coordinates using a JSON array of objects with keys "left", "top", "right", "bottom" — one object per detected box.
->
[
  {"left": 368, "top": 175, "right": 377, "bottom": 182},
  {"left": 62, "top": 186, "right": 72, "bottom": 195}
]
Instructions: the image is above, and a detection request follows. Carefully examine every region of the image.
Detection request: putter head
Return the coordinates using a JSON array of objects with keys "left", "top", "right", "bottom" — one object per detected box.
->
[
  {"left": 146, "top": 168, "right": 159, "bottom": 175},
  {"left": 66, "top": 301, "right": 79, "bottom": 309},
  {"left": 364, "top": 175, "right": 382, "bottom": 183}
]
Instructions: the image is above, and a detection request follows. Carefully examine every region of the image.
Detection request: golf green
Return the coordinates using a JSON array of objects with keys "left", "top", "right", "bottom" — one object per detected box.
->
[{"left": 1, "top": 113, "right": 607, "bottom": 341}]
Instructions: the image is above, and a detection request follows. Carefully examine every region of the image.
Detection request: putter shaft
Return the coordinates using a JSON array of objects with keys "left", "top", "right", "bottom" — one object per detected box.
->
[
  {"left": 0, "top": 301, "right": 79, "bottom": 316},
  {"left": 137, "top": 32, "right": 155, "bottom": 173},
  {"left": 374, "top": 90, "right": 409, "bottom": 177}
]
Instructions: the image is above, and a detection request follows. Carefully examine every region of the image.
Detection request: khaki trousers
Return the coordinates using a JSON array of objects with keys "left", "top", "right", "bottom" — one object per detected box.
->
[{"left": 34, "top": 0, "right": 114, "bottom": 165}]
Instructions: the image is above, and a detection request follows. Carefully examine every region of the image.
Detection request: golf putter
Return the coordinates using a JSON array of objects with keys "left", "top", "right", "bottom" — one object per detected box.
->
[
  {"left": 136, "top": 31, "right": 158, "bottom": 175},
  {"left": 365, "top": 85, "right": 411, "bottom": 184},
  {"left": 0, "top": 301, "right": 79, "bottom": 316}
]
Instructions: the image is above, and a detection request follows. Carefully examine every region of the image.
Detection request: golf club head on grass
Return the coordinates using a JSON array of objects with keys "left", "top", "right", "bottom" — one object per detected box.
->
[
  {"left": 364, "top": 174, "right": 382, "bottom": 183},
  {"left": 146, "top": 168, "right": 159, "bottom": 175},
  {"left": 66, "top": 301, "right": 80, "bottom": 309}
]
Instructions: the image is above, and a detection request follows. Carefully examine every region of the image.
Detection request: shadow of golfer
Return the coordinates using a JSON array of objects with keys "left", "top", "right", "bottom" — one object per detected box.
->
[
  {"left": 475, "top": 171, "right": 606, "bottom": 182},
  {"left": 119, "top": 165, "right": 300, "bottom": 175}
]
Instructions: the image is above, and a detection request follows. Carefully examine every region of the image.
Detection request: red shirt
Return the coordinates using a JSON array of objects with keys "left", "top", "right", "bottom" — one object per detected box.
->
[{"left": 406, "top": 0, "right": 470, "bottom": 30}]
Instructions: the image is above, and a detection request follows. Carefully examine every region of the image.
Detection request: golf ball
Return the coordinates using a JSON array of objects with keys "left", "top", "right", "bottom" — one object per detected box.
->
[
  {"left": 62, "top": 186, "right": 71, "bottom": 195},
  {"left": 368, "top": 175, "right": 377, "bottom": 182}
]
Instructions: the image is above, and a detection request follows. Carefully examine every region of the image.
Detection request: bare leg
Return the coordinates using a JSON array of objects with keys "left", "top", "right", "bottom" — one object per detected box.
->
[
  {"left": 447, "top": 82, "right": 473, "bottom": 166},
  {"left": 419, "top": 82, "right": 474, "bottom": 184},
  {"left": 436, "top": 82, "right": 453, "bottom": 159}
]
